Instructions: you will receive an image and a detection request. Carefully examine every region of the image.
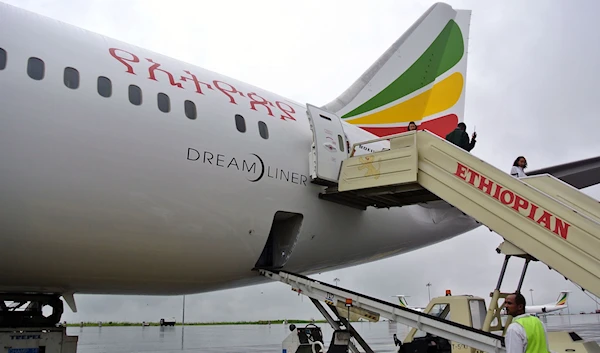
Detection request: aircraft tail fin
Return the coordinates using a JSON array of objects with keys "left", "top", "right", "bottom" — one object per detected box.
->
[
  {"left": 393, "top": 295, "right": 410, "bottom": 307},
  {"left": 323, "top": 2, "right": 471, "bottom": 138},
  {"left": 555, "top": 291, "right": 570, "bottom": 306}
]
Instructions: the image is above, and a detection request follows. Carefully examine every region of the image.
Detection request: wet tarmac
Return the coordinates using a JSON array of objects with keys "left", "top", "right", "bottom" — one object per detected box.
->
[{"left": 69, "top": 314, "right": 600, "bottom": 353}]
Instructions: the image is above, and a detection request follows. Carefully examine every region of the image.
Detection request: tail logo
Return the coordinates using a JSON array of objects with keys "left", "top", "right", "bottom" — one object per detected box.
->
[
  {"left": 344, "top": 18, "right": 466, "bottom": 137},
  {"left": 556, "top": 293, "right": 568, "bottom": 306}
]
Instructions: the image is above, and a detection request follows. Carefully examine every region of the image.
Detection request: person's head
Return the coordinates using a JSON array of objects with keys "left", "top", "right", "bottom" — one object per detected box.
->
[
  {"left": 513, "top": 156, "right": 528, "bottom": 169},
  {"left": 457, "top": 122, "right": 467, "bottom": 131},
  {"left": 504, "top": 292, "right": 526, "bottom": 316},
  {"left": 408, "top": 121, "right": 418, "bottom": 131}
]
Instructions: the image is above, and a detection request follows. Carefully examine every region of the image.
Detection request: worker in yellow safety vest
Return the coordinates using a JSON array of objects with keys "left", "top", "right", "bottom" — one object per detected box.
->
[{"left": 504, "top": 292, "right": 551, "bottom": 353}]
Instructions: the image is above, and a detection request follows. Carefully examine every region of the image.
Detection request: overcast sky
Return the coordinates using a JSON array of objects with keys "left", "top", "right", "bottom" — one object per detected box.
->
[{"left": 5, "top": 0, "right": 600, "bottom": 323}]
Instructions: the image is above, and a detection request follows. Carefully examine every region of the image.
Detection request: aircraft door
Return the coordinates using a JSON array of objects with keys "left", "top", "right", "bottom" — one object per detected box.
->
[{"left": 306, "top": 104, "right": 348, "bottom": 186}]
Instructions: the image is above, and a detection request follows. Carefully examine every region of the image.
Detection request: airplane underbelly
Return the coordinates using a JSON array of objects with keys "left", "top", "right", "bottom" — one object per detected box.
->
[
  {"left": 0, "top": 201, "right": 478, "bottom": 296},
  {"left": 283, "top": 202, "right": 480, "bottom": 275},
  {"left": 0, "top": 165, "right": 269, "bottom": 294}
]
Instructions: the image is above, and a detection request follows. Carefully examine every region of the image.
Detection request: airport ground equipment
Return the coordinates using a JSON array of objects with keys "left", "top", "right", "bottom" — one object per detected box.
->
[
  {"left": 0, "top": 326, "right": 78, "bottom": 353},
  {"left": 281, "top": 323, "right": 351, "bottom": 353},
  {"left": 261, "top": 270, "right": 505, "bottom": 353},
  {"left": 262, "top": 270, "right": 600, "bottom": 353},
  {"left": 401, "top": 291, "right": 600, "bottom": 353},
  {"left": 0, "top": 294, "right": 63, "bottom": 328},
  {"left": 0, "top": 294, "right": 79, "bottom": 353},
  {"left": 270, "top": 111, "right": 600, "bottom": 352},
  {"left": 160, "top": 318, "right": 176, "bottom": 326},
  {"left": 306, "top": 113, "right": 600, "bottom": 299}
]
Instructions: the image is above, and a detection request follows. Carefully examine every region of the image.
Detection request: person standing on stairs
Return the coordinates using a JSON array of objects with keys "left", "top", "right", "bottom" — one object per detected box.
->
[
  {"left": 511, "top": 156, "right": 528, "bottom": 178},
  {"left": 445, "top": 122, "right": 477, "bottom": 151}
]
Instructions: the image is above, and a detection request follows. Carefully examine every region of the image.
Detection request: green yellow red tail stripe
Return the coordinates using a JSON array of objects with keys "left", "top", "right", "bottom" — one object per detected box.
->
[
  {"left": 325, "top": 4, "right": 472, "bottom": 138},
  {"left": 556, "top": 292, "right": 568, "bottom": 306}
]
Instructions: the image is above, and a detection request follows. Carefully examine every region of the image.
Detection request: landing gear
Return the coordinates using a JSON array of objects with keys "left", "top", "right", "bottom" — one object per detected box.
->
[{"left": 0, "top": 293, "right": 64, "bottom": 328}]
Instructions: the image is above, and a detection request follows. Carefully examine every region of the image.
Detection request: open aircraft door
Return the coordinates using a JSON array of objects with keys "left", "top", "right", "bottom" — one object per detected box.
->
[{"left": 306, "top": 104, "right": 348, "bottom": 186}]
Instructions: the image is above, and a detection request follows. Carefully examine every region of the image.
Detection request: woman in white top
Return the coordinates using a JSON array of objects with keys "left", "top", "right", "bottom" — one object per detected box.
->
[{"left": 510, "top": 156, "right": 528, "bottom": 178}]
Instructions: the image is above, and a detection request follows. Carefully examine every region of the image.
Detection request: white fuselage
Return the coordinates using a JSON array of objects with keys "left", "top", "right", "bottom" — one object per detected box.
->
[
  {"left": 0, "top": 3, "right": 480, "bottom": 296},
  {"left": 526, "top": 305, "right": 567, "bottom": 315}
]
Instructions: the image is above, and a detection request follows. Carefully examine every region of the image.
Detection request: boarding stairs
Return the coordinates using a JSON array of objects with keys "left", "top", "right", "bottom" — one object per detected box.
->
[
  {"left": 260, "top": 269, "right": 506, "bottom": 353},
  {"left": 305, "top": 105, "right": 600, "bottom": 300}
]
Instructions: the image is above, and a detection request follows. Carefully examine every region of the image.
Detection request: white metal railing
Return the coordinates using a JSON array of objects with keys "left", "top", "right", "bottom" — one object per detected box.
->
[{"left": 349, "top": 130, "right": 418, "bottom": 157}]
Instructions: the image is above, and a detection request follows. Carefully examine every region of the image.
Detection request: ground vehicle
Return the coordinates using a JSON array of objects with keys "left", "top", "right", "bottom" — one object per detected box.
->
[{"left": 401, "top": 292, "right": 600, "bottom": 353}]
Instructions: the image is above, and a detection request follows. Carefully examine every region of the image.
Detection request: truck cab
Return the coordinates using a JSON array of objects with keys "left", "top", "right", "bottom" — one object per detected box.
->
[
  {"left": 402, "top": 293, "right": 489, "bottom": 353},
  {"left": 401, "top": 291, "right": 600, "bottom": 353}
]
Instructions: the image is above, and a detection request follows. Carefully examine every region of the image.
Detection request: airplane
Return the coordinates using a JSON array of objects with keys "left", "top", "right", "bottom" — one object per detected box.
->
[
  {"left": 525, "top": 291, "right": 570, "bottom": 315},
  {"left": 0, "top": 1, "right": 599, "bottom": 328},
  {"left": 395, "top": 290, "right": 570, "bottom": 316},
  {"left": 393, "top": 295, "right": 426, "bottom": 312}
]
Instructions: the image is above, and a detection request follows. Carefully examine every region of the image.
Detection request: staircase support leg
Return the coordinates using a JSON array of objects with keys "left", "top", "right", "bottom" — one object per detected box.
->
[
  {"left": 309, "top": 298, "right": 360, "bottom": 353},
  {"left": 330, "top": 305, "right": 375, "bottom": 353},
  {"left": 483, "top": 289, "right": 501, "bottom": 332},
  {"left": 499, "top": 258, "right": 532, "bottom": 334},
  {"left": 516, "top": 259, "right": 531, "bottom": 293},
  {"left": 495, "top": 255, "right": 511, "bottom": 290},
  {"left": 483, "top": 255, "right": 512, "bottom": 332}
]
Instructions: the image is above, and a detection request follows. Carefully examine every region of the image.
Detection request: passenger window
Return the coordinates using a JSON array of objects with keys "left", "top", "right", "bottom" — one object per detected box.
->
[
  {"left": 63, "top": 67, "right": 79, "bottom": 89},
  {"left": 157, "top": 93, "right": 170, "bottom": 113},
  {"left": 128, "top": 85, "right": 142, "bottom": 105},
  {"left": 97, "top": 76, "right": 112, "bottom": 97},
  {"left": 184, "top": 100, "right": 197, "bottom": 120},
  {"left": 0, "top": 48, "right": 6, "bottom": 70},
  {"left": 235, "top": 114, "right": 246, "bottom": 133},
  {"left": 258, "top": 121, "right": 269, "bottom": 139},
  {"left": 27, "top": 57, "right": 45, "bottom": 80},
  {"left": 337, "top": 135, "right": 344, "bottom": 152}
]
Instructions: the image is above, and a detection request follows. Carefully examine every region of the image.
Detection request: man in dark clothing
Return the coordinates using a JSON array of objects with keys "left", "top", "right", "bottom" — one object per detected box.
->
[{"left": 445, "top": 122, "right": 477, "bottom": 151}]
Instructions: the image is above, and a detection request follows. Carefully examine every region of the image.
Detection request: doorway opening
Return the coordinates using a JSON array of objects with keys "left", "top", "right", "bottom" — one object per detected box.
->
[{"left": 254, "top": 211, "right": 304, "bottom": 269}]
